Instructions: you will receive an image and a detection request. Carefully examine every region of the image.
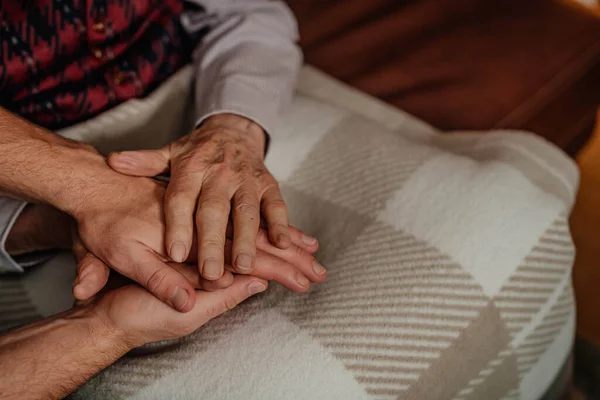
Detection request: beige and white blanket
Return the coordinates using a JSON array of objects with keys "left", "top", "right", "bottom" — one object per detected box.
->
[{"left": 0, "top": 66, "right": 578, "bottom": 400}]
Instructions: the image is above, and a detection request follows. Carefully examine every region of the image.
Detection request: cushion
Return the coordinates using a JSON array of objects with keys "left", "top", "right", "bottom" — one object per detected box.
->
[
  {"left": 0, "top": 66, "right": 578, "bottom": 400},
  {"left": 285, "top": 0, "right": 600, "bottom": 156}
]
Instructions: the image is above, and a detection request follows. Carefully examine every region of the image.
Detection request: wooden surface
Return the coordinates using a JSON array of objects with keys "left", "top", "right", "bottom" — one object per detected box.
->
[
  {"left": 568, "top": 0, "right": 600, "bottom": 347},
  {"left": 571, "top": 114, "right": 600, "bottom": 345}
]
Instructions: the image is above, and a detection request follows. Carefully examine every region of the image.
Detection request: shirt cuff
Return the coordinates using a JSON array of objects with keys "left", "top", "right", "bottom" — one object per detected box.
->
[
  {"left": 0, "top": 198, "right": 28, "bottom": 273},
  {"left": 194, "top": 79, "right": 279, "bottom": 147},
  {"left": 0, "top": 199, "right": 53, "bottom": 273}
]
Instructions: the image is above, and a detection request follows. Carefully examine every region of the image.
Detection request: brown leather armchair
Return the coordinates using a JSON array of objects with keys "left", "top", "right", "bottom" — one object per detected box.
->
[{"left": 286, "top": 0, "right": 600, "bottom": 156}]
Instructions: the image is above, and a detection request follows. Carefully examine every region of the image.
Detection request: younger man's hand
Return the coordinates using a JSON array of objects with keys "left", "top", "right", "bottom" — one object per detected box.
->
[{"left": 73, "top": 176, "right": 199, "bottom": 312}]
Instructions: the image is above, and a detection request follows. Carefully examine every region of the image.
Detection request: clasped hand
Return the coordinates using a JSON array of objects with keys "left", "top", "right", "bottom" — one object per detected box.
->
[{"left": 68, "top": 114, "right": 325, "bottom": 345}]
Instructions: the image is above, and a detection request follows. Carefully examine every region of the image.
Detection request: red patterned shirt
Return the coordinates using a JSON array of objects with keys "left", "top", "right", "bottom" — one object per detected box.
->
[{"left": 0, "top": 0, "right": 193, "bottom": 129}]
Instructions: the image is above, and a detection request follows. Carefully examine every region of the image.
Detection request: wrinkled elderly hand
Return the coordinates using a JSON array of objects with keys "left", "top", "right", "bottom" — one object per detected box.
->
[{"left": 108, "top": 114, "right": 289, "bottom": 281}]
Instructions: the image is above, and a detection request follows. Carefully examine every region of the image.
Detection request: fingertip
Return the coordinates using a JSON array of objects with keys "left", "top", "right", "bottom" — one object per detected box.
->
[
  {"left": 201, "top": 257, "right": 224, "bottom": 281},
  {"left": 73, "top": 284, "right": 91, "bottom": 300},
  {"left": 169, "top": 241, "right": 188, "bottom": 263},
  {"left": 288, "top": 278, "right": 310, "bottom": 293},
  {"left": 247, "top": 280, "right": 268, "bottom": 296},
  {"left": 312, "top": 241, "right": 319, "bottom": 252},
  {"left": 295, "top": 272, "right": 311, "bottom": 290},
  {"left": 286, "top": 226, "right": 319, "bottom": 253},
  {"left": 295, "top": 284, "right": 311, "bottom": 293},
  {"left": 107, "top": 151, "right": 131, "bottom": 170},
  {"left": 108, "top": 149, "right": 169, "bottom": 176},
  {"left": 107, "top": 151, "right": 119, "bottom": 164},
  {"left": 301, "top": 233, "right": 318, "bottom": 247},
  {"left": 234, "top": 253, "right": 254, "bottom": 274},
  {"left": 76, "top": 260, "right": 109, "bottom": 298},
  {"left": 171, "top": 286, "right": 196, "bottom": 313},
  {"left": 311, "top": 260, "right": 327, "bottom": 280}
]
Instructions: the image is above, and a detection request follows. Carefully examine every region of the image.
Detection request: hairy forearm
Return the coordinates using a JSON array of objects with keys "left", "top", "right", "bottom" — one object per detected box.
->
[
  {"left": 0, "top": 107, "right": 121, "bottom": 218},
  {"left": 0, "top": 306, "right": 130, "bottom": 399}
]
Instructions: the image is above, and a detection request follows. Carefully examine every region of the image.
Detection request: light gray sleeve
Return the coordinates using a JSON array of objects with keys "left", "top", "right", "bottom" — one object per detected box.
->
[
  {"left": 181, "top": 0, "right": 302, "bottom": 136},
  {"left": 0, "top": 198, "right": 28, "bottom": 273},
  {"left": 0, "top": 199, "right": 56, "bottom": 273}
]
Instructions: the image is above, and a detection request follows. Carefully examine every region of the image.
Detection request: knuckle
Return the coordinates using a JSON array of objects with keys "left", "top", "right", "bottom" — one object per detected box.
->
[
  {"left": 223, "top": 143, "right": 241, "bottom": 160},
  {"left": 203, "top": 302, "right": 225, "bottom": 320},
  {"left": 223, "top": 296, "right": 239, "bottom": 311},
  {"left": 258, "top": 173, "right": 278, "bottom": 187},
  {"left": 294, "top": 245, "right": 309, "bottom": 259},
  {"left": 234, "top": 202, "right": 259, "bottom": 218},
  {"left": 237, "top": 180, "right": 258, "bottom": 194},
  {"left": 207, "top": 164, "right": 233, "bottom": 181},
  {"left": 201, "top": 236, "right": 225, "bottom": 249},
  {"left": 241, "top": 169, "right": 257, "bottom": 180},
  {"left": 170, "top": 171, "right": 199, "bottom": 191},
  {"left": 166, "top": 212, "right": 194, "bottom": 230},
  {"left": 252, "top": 165, "right": 268, "bottom": 179},
  {"left": 266, "top": 200, "right": 288, "bottom": 216},
  {"left": 165, "top": 209, "right": 193, "bottom": 228},
  {"left": 207, "top": 130, "right": 230, "bottom": 144},
  {"left": 103, "top": 242, "right": 126, "bottom": 266},
  {"left": 166, "top": 191, "right": 195, "bottom": 208},
  {"left": 145, "top": 268, "right": 170, "bottom": 295},
  {"left": 169, "top": 220, "right": 194, "bottom": 234},
  {"left": 198, "top": 197, "right": 230, "bottom": 214},
  {"left": 178, "top": 150, "right": 206, "bottom": 170}
]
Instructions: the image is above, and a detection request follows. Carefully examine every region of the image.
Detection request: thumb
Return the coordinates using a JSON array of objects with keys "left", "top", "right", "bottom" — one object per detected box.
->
[
  {"left": 73, "top": 252, "right": 110, "bottom": 301},
  {"left": 108, "top": 146, "right": 171, "bottom": 177},
  {"left": 72, "top": 233, "right": 110, "bottom": 300}
]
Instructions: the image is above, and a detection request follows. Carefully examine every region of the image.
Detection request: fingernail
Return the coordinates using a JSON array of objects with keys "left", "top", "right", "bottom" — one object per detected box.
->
[
  {"left": 170, "top": 287, "right": 190, "bottom": 311},
  {"left": 295, "top": 272, "right": 310, "bottom": 287},
  {"left": 312, "top": 260, "right": 326, "bottom": 276},
  {"left": 114, "top": 153, "right": 136, "bottom": 166},
  {"left": 235, "top": 253, "right": 253, "bottom": 273},
  {"left": 170, "top": 242, "right": 187, "bottom": 263},
  {"left": 302, "top": 234, "right": 317, "bottom": 246},
  {"left": 248, "top": 281, "right": 267, "bottom": 296},
  {"left": 202, "top": 258, "right": 222, "bottom": 280}
]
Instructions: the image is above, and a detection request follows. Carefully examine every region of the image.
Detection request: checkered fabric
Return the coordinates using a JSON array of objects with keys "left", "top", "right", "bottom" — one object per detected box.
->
[{"left": 0, "top": 66, "right": 578, "bottom": 400}]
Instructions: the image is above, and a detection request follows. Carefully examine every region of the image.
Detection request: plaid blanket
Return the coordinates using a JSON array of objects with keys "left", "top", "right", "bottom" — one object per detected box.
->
[{"left": 0, "top": 66, "right": 578, "bottom": 400}]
